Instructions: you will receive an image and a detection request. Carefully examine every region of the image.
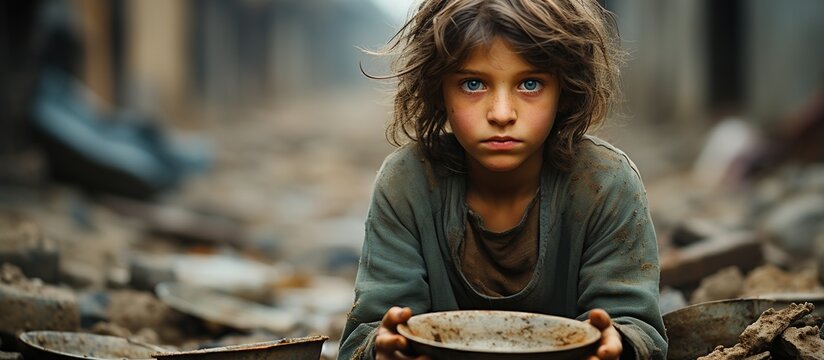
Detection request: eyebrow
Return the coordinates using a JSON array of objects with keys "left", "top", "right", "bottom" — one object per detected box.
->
[{"left": 454, "top": 69, "right": 550, "bottom": 76}]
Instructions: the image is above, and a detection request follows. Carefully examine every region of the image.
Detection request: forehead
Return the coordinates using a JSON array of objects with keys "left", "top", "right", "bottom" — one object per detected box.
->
[{"left": 458, "top": 37, "right": 539, "bottom": 73}]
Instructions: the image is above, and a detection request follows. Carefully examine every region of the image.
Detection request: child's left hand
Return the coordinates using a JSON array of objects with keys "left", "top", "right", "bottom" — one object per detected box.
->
[{"left": 585, "top": 309, "right": 622, "bottom": 360}]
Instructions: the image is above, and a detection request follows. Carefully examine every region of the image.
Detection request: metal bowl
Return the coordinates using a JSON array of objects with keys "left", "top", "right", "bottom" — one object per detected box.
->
[
  {"left": 396, "top": 310, "right": 600, "bottom": 360},
  {"left": 152, "top": 335, "right": 328, "bottom": 360},
  {"left": 17, "top": 331, "right": 168, "bottom": 360}
]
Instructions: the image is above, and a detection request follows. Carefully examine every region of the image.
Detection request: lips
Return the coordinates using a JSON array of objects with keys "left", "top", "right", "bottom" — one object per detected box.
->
[{"left": 482, "top": 136, "right": 520, "bottom": 150}]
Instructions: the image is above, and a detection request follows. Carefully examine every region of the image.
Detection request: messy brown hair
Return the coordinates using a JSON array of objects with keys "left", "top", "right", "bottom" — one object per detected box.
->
[{"left": 371, "top": 0, "right": 625, "bottom": 172}]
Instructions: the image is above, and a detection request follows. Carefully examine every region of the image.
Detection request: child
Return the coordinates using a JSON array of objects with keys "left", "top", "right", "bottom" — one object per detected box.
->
[{"left": 340, "top": 0, "right": 667, "bottom": 359}]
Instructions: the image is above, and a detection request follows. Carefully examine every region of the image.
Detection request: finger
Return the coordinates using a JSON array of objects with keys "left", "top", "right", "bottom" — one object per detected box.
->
[
  {"left": 588, "top": 308, "right": 611, "bottom": 330},
  {"left": 376, "top": 333, "right": 408, "bottom": 353},
  {"left": 381, "top": 306, "right": 403, "bottom": 328},
  {"left": 381, "top": 307, "right": 413, "bottom": 329},
  {"left": 597, "top": 326, "right": 623, "bottom": 359}
]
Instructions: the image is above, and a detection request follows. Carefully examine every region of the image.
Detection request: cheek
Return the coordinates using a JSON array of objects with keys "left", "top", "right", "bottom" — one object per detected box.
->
[{"left": 447, "top": 107, "right": 476, "bottom": 133}]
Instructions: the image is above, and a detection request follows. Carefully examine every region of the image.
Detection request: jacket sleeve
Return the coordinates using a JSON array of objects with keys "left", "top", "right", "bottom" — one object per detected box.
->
[
  {"left": 338, "top": 149, "right": 432, "bottom": 360},
  {"left": 572, "top": 143, "right": 668, "bottom": 359}
]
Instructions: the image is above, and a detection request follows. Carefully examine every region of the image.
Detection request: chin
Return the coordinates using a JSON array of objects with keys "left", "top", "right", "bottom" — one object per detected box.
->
[{"left": 479, "top": 160, "right": 523, "bottom": 173}]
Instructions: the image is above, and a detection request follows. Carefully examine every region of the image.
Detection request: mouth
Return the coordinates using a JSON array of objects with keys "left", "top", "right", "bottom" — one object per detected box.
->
[{"left": 482, "top": 136, "right": 520, "bottom": 150}]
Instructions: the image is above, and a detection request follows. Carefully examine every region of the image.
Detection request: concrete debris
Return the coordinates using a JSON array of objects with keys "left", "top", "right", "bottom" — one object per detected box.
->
[
  {"left": 0, "top": 212, "right": 59, "bottom": 283},
  {"left": 105, "top": 290, "right": 185, "bottom": 344},
  {"left": 660, "top": 231, "right": 763, "bottom": 288},
  {"left": 691, "top": 266, "right": 745, "bottom": 304},
  {"left": 778, "top": 326, "right": 824, "bottom": 360},
  {"left": 698, "top": 302, "right": 815, "bottom": 360},
  {"left": 0, "top": 263, "right": 80, "bottom": 341},
  {"left": 686, "top": 264, "right": 824, "bottom": 307},
  {"left": 740, "top": 265, "right": 823, "bottom": 298},
  {"left": 791, "top": 314, "right": 824, "bottom": 329},
  {"left": 761, "top": 193, "right": 824, "bottom": 259},
  {"left": 671, "top": 217, "right": 731, "bottom": 247}
]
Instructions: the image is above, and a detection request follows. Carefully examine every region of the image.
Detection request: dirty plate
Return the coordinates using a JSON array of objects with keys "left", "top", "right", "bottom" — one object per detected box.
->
[
  {"left": 396, "top": 310, "right": 600, "bottom": 360},
  {"left": 663, "top": 298, "right": 778, "bottom": 360},
  {"left": 17, "top": 331, "right": 169, "bottom": 360},
  {"left": 152, "top": 335, "right": 328, "bottom": 360},
  {"left": 155, "top": 282, "right": 298, "bottom": 334}
]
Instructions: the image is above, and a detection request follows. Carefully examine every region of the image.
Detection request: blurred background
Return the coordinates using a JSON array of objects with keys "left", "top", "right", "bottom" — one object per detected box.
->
[{"left": 0, "top": 0, "right": 823, "bottom": 359}]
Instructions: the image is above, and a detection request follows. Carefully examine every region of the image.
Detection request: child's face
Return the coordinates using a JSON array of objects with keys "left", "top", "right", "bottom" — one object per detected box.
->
[{"left": 442, "top": 37, "right": 561, "bottom": 174}]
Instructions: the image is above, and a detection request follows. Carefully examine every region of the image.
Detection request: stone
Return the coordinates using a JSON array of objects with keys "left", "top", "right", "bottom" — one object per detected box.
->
[
  {"left": 660, "top": 231, "right": 763, "bottom": 288},
  {"left": 0, "top": 212, "right": 59, "bottom": 283},
  {"left": 0, "top": 263, "right": 80, "bottom": 338},
  {"left": 690, "top": 266, "right": 745, "bottom": 304},
  {"left": 761, "top": 193, "right": 824, "bottom": 258},
  {"left": 778, "top": 326, "right": 824, "bottom": 360}
]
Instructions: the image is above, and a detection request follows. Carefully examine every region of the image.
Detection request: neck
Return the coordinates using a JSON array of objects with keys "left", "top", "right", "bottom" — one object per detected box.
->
[{"left": 466, "top": 153, "right": 542, "bottom": 202}]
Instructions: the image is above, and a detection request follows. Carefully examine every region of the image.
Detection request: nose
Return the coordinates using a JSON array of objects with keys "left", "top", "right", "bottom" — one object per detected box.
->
[{"left": 487, "top": 90, "right": 517, "bottom": 125}]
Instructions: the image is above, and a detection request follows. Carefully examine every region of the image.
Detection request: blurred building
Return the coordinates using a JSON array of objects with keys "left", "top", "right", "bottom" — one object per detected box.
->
[
  {"left": 608, "top": 0, "right": 824, "bottom": 127},
  {"left": 1, "top": 0, "right": 394, "bottom": 131},
  {"left": 3, "top": 0, "right": 823, "bottom": 152}
]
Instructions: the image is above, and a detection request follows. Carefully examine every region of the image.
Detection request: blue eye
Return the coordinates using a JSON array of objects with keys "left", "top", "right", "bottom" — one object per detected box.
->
[
  {"left": 461, "top": 79, "right": 485, "bottom": 92},
  {"left": 520, "top": 80, "right": 542, "bottom": 92}
]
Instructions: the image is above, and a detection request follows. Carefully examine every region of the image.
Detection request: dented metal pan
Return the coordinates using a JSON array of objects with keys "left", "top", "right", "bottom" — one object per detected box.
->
[
  {"left": 152, "top": 335, "right": 328, "bottom": 360},
  {"left": 17, "top": 331, "right": 168, "bottom": 360}
]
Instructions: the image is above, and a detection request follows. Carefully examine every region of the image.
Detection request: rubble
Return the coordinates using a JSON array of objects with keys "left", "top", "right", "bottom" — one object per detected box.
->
[
  {"left": 778, "top": 326, "right": 824, "bottom": 359},
  {"left": 104, "top": 289, "right": 185, "bottom": 344},
  {"left": 688, "top": 264, "right": 824, "bottom": 305},
  {"left": 0, "top": 263, "right": 80, "bottom": 341},
  {"left": 0, "top": 212, "right": 58, "bottom": 283},
  {"left": 740, "top": 265, "right": 823, "bottom": 297},
  {"left": 690, "top": 266, "right": 744, "bottom": 304},
  {"left": 697, "top": 302, "right": 815, "bottom": 360},
  {"left": 660, "top": 231, "right": 763, "bottom": 288}
]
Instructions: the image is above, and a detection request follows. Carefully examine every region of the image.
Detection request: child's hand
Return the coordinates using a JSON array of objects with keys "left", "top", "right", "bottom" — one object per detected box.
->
[
  {"left": 375, "top": 306, "right": 430, "bottom": 360},
  {"left": 585, "top": 309, "right": 623, "bottom": 360}
]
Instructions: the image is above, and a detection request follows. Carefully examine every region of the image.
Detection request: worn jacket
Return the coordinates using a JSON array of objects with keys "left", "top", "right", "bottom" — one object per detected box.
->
[{"left": 339, "top": 136, "right": 667, "bottom": 359}]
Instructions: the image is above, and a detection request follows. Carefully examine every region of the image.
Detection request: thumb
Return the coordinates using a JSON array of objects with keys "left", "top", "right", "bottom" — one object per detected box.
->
[{"left": 588, "top": 309, "right": 612, "bottom": 330}]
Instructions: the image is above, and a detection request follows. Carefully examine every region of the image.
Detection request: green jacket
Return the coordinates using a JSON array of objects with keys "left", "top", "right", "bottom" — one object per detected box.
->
[{"left": 339, "top": 136, "right": 667, "bottom": 359}]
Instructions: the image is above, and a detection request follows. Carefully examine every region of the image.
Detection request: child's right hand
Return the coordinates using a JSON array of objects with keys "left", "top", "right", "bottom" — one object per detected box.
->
[{"left": 375, "top": 306, "right": 430, "bottom": 360}]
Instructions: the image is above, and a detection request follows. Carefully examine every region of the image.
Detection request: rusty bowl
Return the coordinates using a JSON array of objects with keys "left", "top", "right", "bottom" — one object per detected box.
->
[
  {"left": 152, "top": 335, "right": 328, "bottom": 360},
  {"left": 17, "top": 331, "right": 169, "bottom": 360},
  {"left": 396, "top": 310, "right": 600, "bottom": 360}
]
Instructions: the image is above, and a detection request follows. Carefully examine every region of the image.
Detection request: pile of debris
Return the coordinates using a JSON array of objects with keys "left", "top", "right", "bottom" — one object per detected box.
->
[
  {"left": 0, "top": 206, "right": 351, "bottom": 359},
  {"left": 699, "top": 302, "right": 823, "bottom": 360},
  {"left": 652, "top": 93, "right": 824, "bottom": 358}
]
